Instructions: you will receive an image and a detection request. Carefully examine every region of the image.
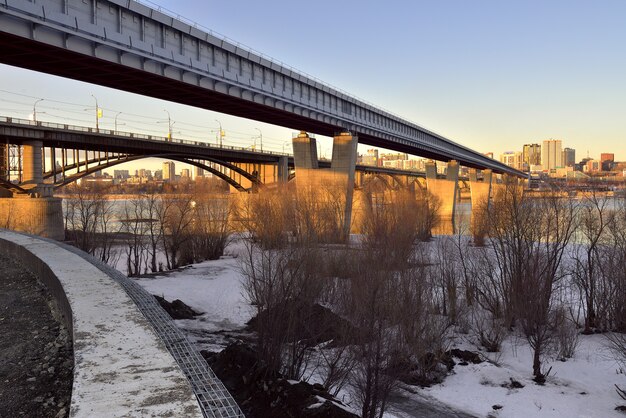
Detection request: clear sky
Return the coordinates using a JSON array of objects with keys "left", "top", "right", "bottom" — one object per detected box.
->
[{"left": 1, "top": 0, "right": 625, "bottom": 174}]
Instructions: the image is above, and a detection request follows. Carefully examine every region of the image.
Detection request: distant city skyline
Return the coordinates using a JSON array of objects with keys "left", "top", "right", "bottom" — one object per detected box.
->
[{"left": 1, "top": 0, "right": 625, "bottom": 174}]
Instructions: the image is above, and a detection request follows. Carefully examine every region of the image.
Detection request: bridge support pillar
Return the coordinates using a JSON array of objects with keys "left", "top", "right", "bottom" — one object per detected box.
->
[
  {"left": 277, "top": 156, "right": 289, "bottom": 184},
  {"left": 0, "top": 141, "right": 63, "bottom": 239},
  {"left": 426, "top": 160, "right": 459, "bottom": 235},
  {"left": 0, "top": 143, "right": 7, "bottom": 181},
  {"left": 469, "top": 169, "right": 492, "bottom": 242},
  {"left": 22, "top": 141, "right": 43, "bottom": 190},
  {"left": 292, "top": 131, "right": 319, "bottom": 169},
  {"left": 331, "top": 132, "right": 358, "bottom": 239},
  {"left": 292, "top": 131, "right": 357, "bottom": 241}
]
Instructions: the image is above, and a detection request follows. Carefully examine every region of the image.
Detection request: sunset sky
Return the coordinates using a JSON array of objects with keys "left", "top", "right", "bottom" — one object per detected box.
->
[{"left": 1, "top": 0, "right": 625, "bottom": 173}]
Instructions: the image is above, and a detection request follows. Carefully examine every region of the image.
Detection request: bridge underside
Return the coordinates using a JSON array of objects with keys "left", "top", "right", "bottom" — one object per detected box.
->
[{"left": 0, "top": 32, "right": 499, "bottom": 169}]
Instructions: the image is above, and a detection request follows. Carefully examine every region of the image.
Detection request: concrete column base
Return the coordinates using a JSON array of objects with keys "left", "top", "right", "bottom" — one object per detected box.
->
[
  {"left": 0, "top": 196, "right": 64, "bottom": 240},
  {"left": 426, "top": 160, "right": 459, "bottom": 235}
]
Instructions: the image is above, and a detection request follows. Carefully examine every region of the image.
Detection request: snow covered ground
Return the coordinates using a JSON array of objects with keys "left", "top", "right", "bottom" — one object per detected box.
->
[
  {"left": 427, "top": 334, "right": 625, "bottom": 418},
  {"left": 132, "top": 240, "right": 626, "bottom": 418}
]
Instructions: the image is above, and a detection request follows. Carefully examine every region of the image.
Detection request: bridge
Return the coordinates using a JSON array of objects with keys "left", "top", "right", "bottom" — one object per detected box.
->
[{"left": 0, "top": 0, "right": 523, "bottom": 239}]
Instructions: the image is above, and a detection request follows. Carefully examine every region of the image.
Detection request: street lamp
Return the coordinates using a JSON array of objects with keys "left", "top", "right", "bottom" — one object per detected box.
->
[
  {"left": 32, "top": 98, "right": 44, "bottom": 123},
  {"left": 282, "top": 141, "right": 291, "bottom": 154},
  {"left": 163, "top": 109, "right": 174, "bottom": 141},
  {"left": 215, "top": 119, "right": 224, "bottom": 147},
  {"left": 91, "top": 94, "right": 100, "bottom": 130},
  {"left": 114, "top": 111, "right": 123, "bottom": 132},
  {"left": 254, "top": 128, "right": 263, "bottom": 152}
]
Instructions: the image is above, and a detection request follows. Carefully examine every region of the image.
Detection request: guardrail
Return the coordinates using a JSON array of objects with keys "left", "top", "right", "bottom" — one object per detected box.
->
[{"left": 0, "top": 115, "right": 291, "bottom": 157}]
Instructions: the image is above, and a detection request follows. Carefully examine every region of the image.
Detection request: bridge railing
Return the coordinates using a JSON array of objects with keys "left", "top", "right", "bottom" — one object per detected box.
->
[{"left": 0, "top": 115, "right": 290, "bottom": 157}]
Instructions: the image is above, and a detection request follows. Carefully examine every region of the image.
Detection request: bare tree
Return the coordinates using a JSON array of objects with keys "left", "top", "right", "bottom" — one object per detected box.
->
[
  {"left": 159, "top": 194, "right": 194, "bottom": 269},
  {"left": 186, "top": 193, "right": 233, "bottom": 262},
  {"left": 120, "top": 197, "right": 149, "bottom": 277},
  {"left": 572, "top": 191, "right": 611, "bottom": 332},
  {"left": 488, "top": 183, "right": 576, "bottom": 382},
  {"left": 143, "top": 191, "right": 163, "bottom": 273}
]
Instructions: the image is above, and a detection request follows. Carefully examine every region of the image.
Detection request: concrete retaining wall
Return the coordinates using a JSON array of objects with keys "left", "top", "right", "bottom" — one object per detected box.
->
[
  {"left": 0, "top": 230, "right": 203, "bottom": 418},
  {"left": 0, "top": 197, "right": 64, "bottom": 240}
]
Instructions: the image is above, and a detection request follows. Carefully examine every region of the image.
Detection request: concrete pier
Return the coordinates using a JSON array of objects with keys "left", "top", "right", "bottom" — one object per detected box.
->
[
  {"left": 291, "top": 131, "right": 358, "bottom": 241},
  {"left": 21, "top": 141, "right": 43, "bottom": 191},
  {"left": 330, "top": 132, "right": 358, "bottom": 239},
  {"left": 426, "top": 160, "right": 459, "bottom": 235},
  {"left": 469, "top": 168, "right": 492, "bottom": 240}
]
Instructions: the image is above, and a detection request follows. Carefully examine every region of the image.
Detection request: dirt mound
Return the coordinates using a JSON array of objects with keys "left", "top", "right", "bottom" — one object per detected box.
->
[
  {"left": 448, "top": 349, "right": 483, "bottom": 365},
  {"left": 247, "top": 302, "right": 355, "bottom": 346},
  {"left": 203, "top": 342, "right": 358, "bottom": 418},
  {"left": 154, "top": 295, "right": 202, "bottom": 319}
]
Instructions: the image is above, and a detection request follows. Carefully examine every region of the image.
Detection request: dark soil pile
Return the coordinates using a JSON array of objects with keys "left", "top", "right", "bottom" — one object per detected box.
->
[
  {"left": 154, "top": 295, "right": 202, "bottom": 319},
  {"left": 247, "top": 302, "right": 356, "bottom": 347},
  {"left": 0, "top": 254, "right": 73, "bottom": 418},
  {"left": 203, "top": 343, "right": 358, "bottom": 418}
]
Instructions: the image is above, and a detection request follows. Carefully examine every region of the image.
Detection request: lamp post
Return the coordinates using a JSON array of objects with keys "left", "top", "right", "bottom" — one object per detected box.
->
[
  {"left": 114, "top": 112, "right": 122, "bottom": 132},
  {"left": 254, "top": 128, "right": 263, "bottom": 152},
  {"left": 282, "top": 141, "right": 290, "bottom": 154},
  {"left": 91, "top": 94, "right": 99, "bottom": 130},
  {"left": 164, "top": 109, "right": 174, "bottom": 141},
  {"left": 32, "top": 98, "right": 44, "bottom": 123},
  {"left": 215, "top": 119, "right": 223, "bottom": 147}
]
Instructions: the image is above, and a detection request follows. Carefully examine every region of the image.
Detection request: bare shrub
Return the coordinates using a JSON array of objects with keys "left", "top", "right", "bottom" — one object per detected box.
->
[
  {"left": 346, "top": 264, "right": 404, "bottom": 418},
  {"left": 416, "top": 188, "right": 440, "bottom": 241},
  {"left": 345, "top": 187, "right": 449, "bottom": 417},
  {"left": 295, "top": 177, "right": 350, "bottom": 243},
  {"left": 554, "top": 307, "right": 580, "bottom": 360},
  {"left": 470, "top": 307, "right": 507, "bottom": 353},
  {"left": 431, "top": 236, "right": 460, "bottom": 322},
  {"left": 360, "top": 189, "right": 421, "bottom": 269},
  {"left": 183, "top": 193, "right": 232, "bottom": 263},
  {"left": 240, "top": 238, "right": 325, "bottom": 380},
  {"left": 235, "top": 188, "right": 292, "bottom": 249}
]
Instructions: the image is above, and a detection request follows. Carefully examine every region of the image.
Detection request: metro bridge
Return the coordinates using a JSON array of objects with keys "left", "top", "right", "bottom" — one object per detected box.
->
[{"left": 0, "top": 0, "right": 521, "bottom": 239}]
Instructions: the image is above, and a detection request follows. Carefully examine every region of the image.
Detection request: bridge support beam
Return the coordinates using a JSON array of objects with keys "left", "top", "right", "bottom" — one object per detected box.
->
[
  {"left": 426, "top": 160, "right": 459, "bottom": 235},
  {"left": 469, "top": 168, "right": 492, "bottom": 242}
]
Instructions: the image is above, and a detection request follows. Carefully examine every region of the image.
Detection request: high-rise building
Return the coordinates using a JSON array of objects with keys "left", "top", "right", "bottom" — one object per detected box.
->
[
  {"left": 484, "top": 152, "right": 494, "bottom": 159},
  {"left": 499, "top": 151, "right": 524, "bottom": 171},
  {"left": 585, "top": 159, "right": 601, "bottom": 173},
  {"left": 562, "top": 148, "right": 576, "bottom": 168},
  {"left": 361, "top": 149, "right": 379, "bottom": 166},
  {"left": 163, "top": 161, "right": 175, "bottom": 181},
  {"left": 181, "top": 168, "right": 190, "bottom": 178},
  {"left": 600, "top": 153, "right": 615, "bottom": 171},
  {"left": 113, "top": 169, "right": 130, "bottom": 179},
  {"left": 523, "top": 144, "right": 541, "bottom": 166},
  {"left": 195, "top": 166, "right": 204, "bottom": 178},
  {"left": 541, "top": 139, "right": 563, "bottom": 170}
]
